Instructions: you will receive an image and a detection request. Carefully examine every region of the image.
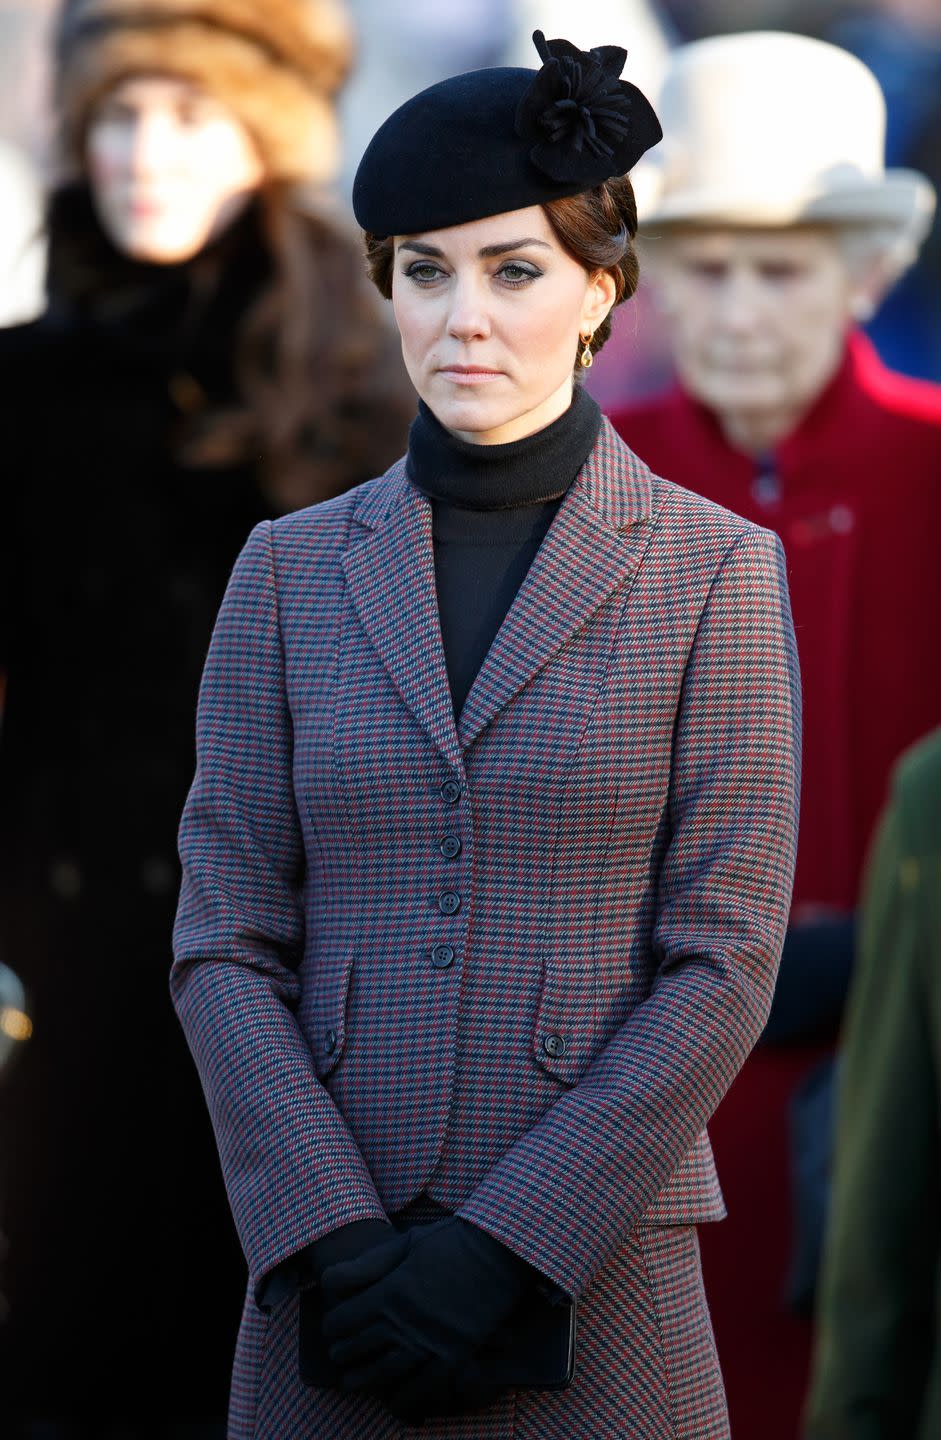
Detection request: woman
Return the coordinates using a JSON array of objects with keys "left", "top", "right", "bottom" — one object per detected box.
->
[
  {"left": 611, "top": 32, "right": 941, "bottom": 1440},
  {"left": 173, "top": 32, "right": 801, "bottom": 1439},
  {"left": 0, "top": 0, "right": 412, "bottom": 1429}
]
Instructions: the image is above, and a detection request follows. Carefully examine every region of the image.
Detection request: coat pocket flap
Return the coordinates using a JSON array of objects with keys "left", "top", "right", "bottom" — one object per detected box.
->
[
  {"left": 532, "top": 958, "right": 597, "bottom": 1085},
  {"left": 308, "top": 951, "right": 354, "bottom": 1079}
]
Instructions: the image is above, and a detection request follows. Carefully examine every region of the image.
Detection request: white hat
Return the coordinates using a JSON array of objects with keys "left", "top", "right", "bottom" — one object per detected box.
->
[{"left": 636, "top": 30, "right": 935, "bottom": 250}]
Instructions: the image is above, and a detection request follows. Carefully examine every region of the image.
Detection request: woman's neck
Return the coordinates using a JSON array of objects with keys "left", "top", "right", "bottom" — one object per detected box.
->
[
  {"left": 717, "top": 405, "right": 804, "bottom": 457},
  {"left": 448, "top": 375, "right": 575, "bottom": 446},
  {"left": 406, "top": 383, "right": 602, "bottom": 511}
]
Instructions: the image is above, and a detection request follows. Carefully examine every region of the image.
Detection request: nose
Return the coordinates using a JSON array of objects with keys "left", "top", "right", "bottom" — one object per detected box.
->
[
  {"left": 716, "top": 268, "right": 765, "bottom": 335},
  {"left": 127, "top": 112, "right": 179, "bottom": 179},
  {"left": 446, "top": 275, "right": 491, "bottom": 343}
]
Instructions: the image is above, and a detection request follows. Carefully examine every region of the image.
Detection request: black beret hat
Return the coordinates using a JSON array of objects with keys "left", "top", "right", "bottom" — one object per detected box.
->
[{"left": 353, "top": 30, "right": 662, "bottom": 237}]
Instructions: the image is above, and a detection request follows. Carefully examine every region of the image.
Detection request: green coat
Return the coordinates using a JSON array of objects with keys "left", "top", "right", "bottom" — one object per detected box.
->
[{"left": 806, "top": 727, "right": 941, "bottom": 1440}]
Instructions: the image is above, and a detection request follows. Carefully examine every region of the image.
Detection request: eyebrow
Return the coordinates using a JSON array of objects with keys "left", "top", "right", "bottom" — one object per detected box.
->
[{"left": 398, "top": 237, "right": 553, "bottom": 259}]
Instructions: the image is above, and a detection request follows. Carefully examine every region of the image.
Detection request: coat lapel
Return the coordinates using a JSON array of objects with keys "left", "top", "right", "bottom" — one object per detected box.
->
[
  {"left": 342, "top": 463, "right": 463, "bottom": 773},
  {"left": 342, "top": 423, "right": 657, "bottom": 765},
  {"left": 457, "top": 420, "right": 655, "bottom": 751}
]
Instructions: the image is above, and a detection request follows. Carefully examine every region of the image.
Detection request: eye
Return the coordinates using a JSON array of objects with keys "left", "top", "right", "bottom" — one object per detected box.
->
[
  {"left": 404, "top": 260, "right": 447, "bottom": 286},
  {"left": 496, "top": 261, "right": 542, "bottom": 287},
  {"left": 687, "top": 261, "right": 727, "bottom": 282},
  {"left": 95, "top": 99, "right": 134, "bottom": 126},
  {"left": 759, "top": 262, "right": 803, "bottom": 282},
  {"left": 177, "top": 98, "right": 214, "bottom": 127}
]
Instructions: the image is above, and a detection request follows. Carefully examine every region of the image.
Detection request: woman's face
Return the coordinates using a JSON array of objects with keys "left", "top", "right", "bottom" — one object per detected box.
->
[
  {"left": 648, "top": 226, "right": 867, "bottom": 445},
  {"left": 391, "top": 205, "right": 615, "bottom": 445},
  {"left": 86, "top": 75, "right": 264, "bottom": 265}
]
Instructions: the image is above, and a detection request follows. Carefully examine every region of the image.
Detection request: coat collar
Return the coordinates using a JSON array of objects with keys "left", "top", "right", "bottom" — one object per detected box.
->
[
  {"left": 636, "top": 328, "right": 892, "bottom": 486},
  {"left": 342, "top": 419, "right": 655, "bottom": 767}
]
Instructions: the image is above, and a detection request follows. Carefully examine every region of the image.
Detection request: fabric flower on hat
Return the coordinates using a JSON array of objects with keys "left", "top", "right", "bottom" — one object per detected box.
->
[{"left": 516, "top": 30, "right": 638, "bottom": 185}]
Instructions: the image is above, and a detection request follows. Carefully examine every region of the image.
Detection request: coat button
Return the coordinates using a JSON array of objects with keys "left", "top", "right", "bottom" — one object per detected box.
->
[
  {"left": 430, "top": 943, "right": 456, "bottom": 969},
  {"left": 440, "top": 779, "right": 462, "bottom": 805},
  {"left": 438, "top": 891, "right": 461, "bottom": 915},
  {"left": 439, "top": 835, "right": 462, "bottom": 859},
  {"left": 325, "top": 1028, "right": 338, "bottom": 1055},
  {"left": 543, "top": 1034, "right": 566, "bottom": 1059}
]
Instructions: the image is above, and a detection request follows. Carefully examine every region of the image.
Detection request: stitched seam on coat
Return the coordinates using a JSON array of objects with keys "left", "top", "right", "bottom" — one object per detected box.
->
[
  {"left": 262, "top": 520, "right": 287, "bottom": 678},
  {"left": 249, "top": 1308, "right": 271, "bottom": 1440},
  {"left": 637, "top": 1227, "right": 679, "bottom": 1440},
  {"left": 590, "top": 782, "right": 621, "bottom": 1043}
]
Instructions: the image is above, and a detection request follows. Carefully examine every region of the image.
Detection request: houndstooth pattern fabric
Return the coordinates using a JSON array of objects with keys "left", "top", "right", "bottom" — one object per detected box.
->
[
  {"left": 228, "top": 1224, "right": 729, "bottom": 1439},
  {"left": 173, "top": 419, "right": 800, "bottom": 1437}
]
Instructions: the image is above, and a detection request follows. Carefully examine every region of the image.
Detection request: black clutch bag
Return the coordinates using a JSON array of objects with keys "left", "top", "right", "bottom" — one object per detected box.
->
[
  {"left": 299, "top": 1280, "right": 576, "bottom": 1393},
  {"left": 475, "top": 1285, "right": 577, "bottom": 1391}
]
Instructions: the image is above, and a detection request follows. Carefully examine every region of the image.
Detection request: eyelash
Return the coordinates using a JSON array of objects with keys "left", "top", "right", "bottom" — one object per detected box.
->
[{"left": 403, "top": 260, "right": 543, "bottom": 289}]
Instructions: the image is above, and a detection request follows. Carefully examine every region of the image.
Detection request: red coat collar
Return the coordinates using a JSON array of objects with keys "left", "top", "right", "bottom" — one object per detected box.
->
[{"left": 644, "top": 328, "right": 937, "bottom": 482}]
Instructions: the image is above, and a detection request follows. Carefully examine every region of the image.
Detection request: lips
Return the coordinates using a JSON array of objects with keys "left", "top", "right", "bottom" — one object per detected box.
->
[{"left": 437, "top": 365, "right": 504, "bottom": 384}]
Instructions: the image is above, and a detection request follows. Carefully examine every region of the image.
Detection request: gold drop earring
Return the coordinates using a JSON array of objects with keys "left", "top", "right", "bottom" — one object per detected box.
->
[{"left": 579, "top": 330, "right": 594, "bottom": 369}]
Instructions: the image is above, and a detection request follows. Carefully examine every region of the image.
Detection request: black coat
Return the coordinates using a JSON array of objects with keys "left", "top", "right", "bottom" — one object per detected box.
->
[{"left": 0, "top": 199, "right": 412, "bottom": 1429}]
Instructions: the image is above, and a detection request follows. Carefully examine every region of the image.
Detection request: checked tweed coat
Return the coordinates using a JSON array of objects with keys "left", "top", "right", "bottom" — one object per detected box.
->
[{"left": 173, "top": 418, "right": 801, "bottom": 1438}]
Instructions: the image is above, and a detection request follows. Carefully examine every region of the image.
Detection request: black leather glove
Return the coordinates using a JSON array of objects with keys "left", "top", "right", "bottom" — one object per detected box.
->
[
  {"left": 308, "top": 1219, "right": 396, "bottom": 1279},
  {"left": 263, "top": 1219, "right": 396, "bottom": 1313},
  {"left": 298, "top": 1219, "right": 406, "bottom": 1388},
  {"left": 321, "top": 1217, "right": 530, "bottom": 1419}
]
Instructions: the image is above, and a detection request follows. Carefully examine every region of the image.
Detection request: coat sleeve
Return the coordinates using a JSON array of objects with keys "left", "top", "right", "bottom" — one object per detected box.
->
[
  {"left": 459, "top": 527, "right": 802, "bottom": 1297},
  {"left": 805, "top": 777, "right": 939, "bottom": 1439},
  {"left": 171, "top": 521, "right": 386, "bottom": 1306}
]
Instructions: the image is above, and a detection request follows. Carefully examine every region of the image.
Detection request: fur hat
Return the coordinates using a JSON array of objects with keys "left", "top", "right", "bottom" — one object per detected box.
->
[{"left": 55, "top": 0, "right": 354, "bottom": 183}]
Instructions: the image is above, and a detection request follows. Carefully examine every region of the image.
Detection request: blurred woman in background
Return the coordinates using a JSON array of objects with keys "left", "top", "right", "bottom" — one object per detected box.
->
[
  {"left": 613, "top": 31, "right": 941, "bottom": 1440},
  {"left": 0, "top": 0, "right": 412, "bottom": 1432}
]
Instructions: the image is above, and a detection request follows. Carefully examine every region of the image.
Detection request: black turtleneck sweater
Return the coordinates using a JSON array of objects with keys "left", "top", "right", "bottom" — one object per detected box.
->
[{"left": 406, "top": 385, "right": 602, "bottom": 715}]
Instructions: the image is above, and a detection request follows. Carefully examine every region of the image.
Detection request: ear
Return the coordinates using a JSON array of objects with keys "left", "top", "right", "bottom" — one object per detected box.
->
[
  {"left": 848, "top": 291, "right": 876, "bottom": 323},
  {"left": 846, "top": 242, "right": 902, "bottom": 324},
  {"left": 847, "top": 261, "right": 890, "bottom": 324},
  {"left": 581, "top": 268, "right": 618, "bottom": 334}
]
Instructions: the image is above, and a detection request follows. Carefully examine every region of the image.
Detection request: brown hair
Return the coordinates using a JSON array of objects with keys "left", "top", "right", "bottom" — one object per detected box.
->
[
  {"left": 45, "top": 181, "right": 413, "bottom": 509},
  {"left": 363, "top": 175, "right": 639, "bottom": 368}
]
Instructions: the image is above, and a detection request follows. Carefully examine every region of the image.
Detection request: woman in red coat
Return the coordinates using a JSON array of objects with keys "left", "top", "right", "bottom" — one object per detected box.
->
[{"left": 612, "top": 31, "right": 941, "bottom": 1440}]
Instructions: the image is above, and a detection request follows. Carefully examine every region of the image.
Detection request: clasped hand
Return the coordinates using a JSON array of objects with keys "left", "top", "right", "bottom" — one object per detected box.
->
[{"left": 319, "top": 1216, "right": 528, "bottom": 1421}]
